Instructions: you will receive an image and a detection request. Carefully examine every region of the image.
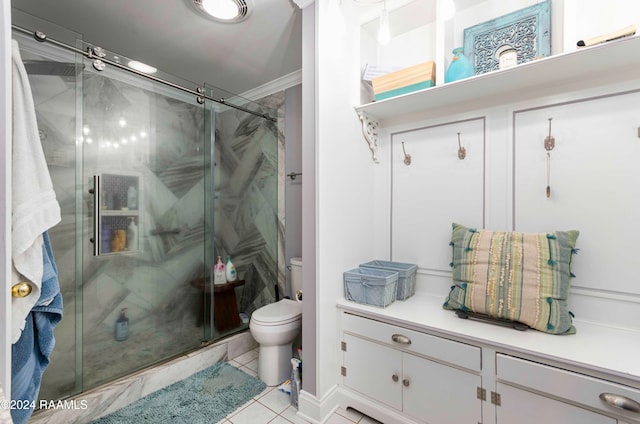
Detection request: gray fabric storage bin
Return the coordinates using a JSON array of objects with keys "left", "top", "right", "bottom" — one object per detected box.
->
[
  {"left": 343, "top": 268, "right": 398, "bottom": 308},
  {"left": 360, "top": 260, "right": 418, "bottom": 300}
]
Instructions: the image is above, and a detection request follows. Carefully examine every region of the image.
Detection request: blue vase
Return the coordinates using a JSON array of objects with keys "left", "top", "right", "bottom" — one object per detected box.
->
[{"left": 445, "top": 47, "right": 474, "bottom": 83}]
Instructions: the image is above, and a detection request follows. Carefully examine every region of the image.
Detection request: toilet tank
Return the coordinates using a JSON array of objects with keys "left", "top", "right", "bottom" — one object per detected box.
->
[{"left": 290, "top": 257, "right": 302, "bottom": 301}]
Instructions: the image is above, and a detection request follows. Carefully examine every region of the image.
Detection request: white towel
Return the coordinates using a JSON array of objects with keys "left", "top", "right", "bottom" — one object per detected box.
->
[{"left": 11, "top": 40, "right": 61, "bottom": 344}]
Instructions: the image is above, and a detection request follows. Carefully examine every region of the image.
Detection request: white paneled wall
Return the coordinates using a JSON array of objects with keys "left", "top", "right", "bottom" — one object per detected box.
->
[
  {"left": 391, "top": 117, "right": 485, "bottom": 271},
  {"left": 514, "top": 90, "right": 640, "bottom": 296},
  {"left": 383, "top": 83, "right": 640, "bottom": 329}
]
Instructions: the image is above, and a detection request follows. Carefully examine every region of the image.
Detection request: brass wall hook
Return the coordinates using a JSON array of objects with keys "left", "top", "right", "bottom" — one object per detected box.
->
[
  {"left": 457, "top": 132, "right": 466, "bottom": 160},
  {"left": 544, "top": 118, "right": 554, "bottom": 198},
  {"left": 544, "top": 118, "right": 555, "bottom": 151},
  {"left": 401, "top": 142, "right": 412, "bottom": 165}
]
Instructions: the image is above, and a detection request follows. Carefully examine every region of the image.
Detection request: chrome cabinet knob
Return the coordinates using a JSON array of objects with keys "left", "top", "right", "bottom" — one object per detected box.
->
[
  {"left": 403, "top": 378, "right": 410, "bottom": 387},
  {"left": 392, "top": 374, "right": 399, "bottom": 382},
  {"left": 391, "top": 334, "right": 412, "bottom": 345},
  {"left": 600, "top": 393, "right": 640, "bottom": 413}
]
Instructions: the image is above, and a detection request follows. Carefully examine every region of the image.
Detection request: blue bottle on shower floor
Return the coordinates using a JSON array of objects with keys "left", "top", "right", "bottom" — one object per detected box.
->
[{"left": 115, "top": 308, "right": 129, "bottom": 341}]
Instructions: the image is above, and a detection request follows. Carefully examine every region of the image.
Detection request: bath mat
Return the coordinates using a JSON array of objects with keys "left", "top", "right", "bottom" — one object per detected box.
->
[{"left": 92, "top": 362, "right": 266, "bottom": 424}]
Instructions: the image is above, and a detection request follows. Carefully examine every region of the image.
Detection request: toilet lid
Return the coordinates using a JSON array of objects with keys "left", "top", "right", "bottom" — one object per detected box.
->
[{"left": 252, "top": 299, "right": 302, "bottom": 325}]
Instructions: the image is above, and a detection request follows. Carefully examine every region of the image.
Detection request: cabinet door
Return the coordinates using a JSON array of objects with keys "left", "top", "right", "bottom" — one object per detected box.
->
[
  {"left": 403, "top": 352, "right": 482, "bottom": 424},
  {"left": 496, "top": 383, "right": 616, "bottom": 424},
  {"left": 343, "top": 334, "right": 402, "bottom": 411}
]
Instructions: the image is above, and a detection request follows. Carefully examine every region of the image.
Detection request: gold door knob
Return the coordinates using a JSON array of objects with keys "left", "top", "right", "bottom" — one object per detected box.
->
[{"left": 12, "top": 282, "right": 33, "bottom": 298}]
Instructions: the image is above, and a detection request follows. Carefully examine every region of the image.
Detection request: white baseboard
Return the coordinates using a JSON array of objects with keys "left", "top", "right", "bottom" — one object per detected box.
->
[
  {"left": 297, "top": 385, "right": 340, "bottom": 424},
  {"left": 297, "top": 385, "right": 423, "bottom": 424}
]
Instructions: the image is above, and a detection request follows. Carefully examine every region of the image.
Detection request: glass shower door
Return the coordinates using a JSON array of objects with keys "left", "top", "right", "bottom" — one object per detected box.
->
[
  {"left": 14, "top": 12, "right": 280, "bottom": 401},
  {"left": 80, "top": 49, "right": 210, "bottom": 390}
]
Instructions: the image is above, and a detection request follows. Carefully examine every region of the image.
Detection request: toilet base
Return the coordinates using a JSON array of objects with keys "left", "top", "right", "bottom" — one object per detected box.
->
[{"left": 258, "top": 343, "right": 293, "bottom": 386}]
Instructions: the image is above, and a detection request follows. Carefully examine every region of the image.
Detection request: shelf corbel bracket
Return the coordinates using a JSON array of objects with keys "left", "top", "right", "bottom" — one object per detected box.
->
[{"left": 357, "top": 110, "right": 380, "bottom": 163}]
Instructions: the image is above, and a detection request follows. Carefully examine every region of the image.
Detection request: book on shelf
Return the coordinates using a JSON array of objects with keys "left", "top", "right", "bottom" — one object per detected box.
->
[
  {"left": 361, "top": 64, "right": 404, "bottom": 84},
  {"left": 371, "top": 61, "right": 436, "bottom": 101},
  {"left": 577, "top": 24, "right": 636, "bottom": 47},
  {"left": 374, "top": 81, "right": 435, "bottom": 101}
]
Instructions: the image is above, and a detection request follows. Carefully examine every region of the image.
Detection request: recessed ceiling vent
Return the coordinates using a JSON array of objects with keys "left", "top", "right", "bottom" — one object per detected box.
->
[{"left": 192, "top": 0, "right": 252, "bottom": 23}]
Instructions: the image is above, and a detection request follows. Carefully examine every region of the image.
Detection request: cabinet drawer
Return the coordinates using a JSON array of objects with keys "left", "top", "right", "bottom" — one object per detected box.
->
[
  {"left": 497, "top": 353, "right": 640, "bottom": 421},
  {"left": 496, "top": 382, "right": 616, "bottom": 424},
  {"left": 343, "top": 313, "right": 480, "bottom": 372}
]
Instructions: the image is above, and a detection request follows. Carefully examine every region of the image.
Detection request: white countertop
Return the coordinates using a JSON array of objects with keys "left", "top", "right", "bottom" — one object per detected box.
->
[{"left": 337, "top": 291, "right": 640, "bottom": 387}]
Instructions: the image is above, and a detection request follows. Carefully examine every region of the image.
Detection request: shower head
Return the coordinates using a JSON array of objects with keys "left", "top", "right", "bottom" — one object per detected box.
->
[{"left": 23, "top": 60, "right": 85, "bottom": 77}]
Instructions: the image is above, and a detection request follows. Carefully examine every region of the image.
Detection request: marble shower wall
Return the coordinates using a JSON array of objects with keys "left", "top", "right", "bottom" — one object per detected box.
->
[
  {"left": 22, "top": 36, "right": 285, "bottom": 402},
  {"left": 213, "top": 92, "right": 285, "bottom": 315}
]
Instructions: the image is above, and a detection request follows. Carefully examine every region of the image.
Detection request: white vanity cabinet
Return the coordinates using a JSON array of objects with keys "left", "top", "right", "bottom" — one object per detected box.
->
[
  {"left": 495, "top": 354, "right": 640, "bottom": 424},
  {"left": 337, "top": 299, "right": 640, "bottom": 424},
  {"left": 340, "top": 313, "right": 482, "bottom": 424}
]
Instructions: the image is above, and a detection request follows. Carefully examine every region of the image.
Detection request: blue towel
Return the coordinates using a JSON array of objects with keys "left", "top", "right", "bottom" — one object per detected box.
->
[{"left": 11, "top": 231, "right": 63, "bottom": 424}]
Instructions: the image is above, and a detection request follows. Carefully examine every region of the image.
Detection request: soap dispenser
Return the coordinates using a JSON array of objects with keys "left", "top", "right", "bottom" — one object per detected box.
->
[
  {"left": 226, "top": 256, "right": 237, "bottom": 282},
  {"left": 214, "top": 256, "right": 226, "bottom": 285},
  {"left": 115, "top": 308, "right": 129, "bottom": 341}
]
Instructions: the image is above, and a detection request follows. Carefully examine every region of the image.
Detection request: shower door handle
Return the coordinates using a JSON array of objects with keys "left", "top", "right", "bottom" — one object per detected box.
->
[{"left": 89, "top": 175, "right": 100, "bottom": 256}]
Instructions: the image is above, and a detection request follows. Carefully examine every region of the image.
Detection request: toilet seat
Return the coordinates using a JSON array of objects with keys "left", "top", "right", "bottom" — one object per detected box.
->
[{"left": 251, "top": 299, "right": 301, "bottom": 326}]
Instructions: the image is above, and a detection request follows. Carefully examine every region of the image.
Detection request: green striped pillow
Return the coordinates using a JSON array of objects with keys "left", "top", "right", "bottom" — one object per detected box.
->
[{"left": 444, "top": 223, "right": 579, "bottom": 334}]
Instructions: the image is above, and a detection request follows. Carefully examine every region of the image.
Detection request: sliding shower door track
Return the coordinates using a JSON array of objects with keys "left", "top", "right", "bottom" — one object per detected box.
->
[{"left": 11, "top": 24, "right": 277, "bottom": 122}]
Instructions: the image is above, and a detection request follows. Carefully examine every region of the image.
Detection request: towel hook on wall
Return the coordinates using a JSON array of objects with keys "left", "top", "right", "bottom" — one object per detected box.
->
[
  {"left": 544, "top": 117, "right": 555, "bottom": 151},
  {"left": 457, "top": 132, "right": 466, "bottom": 160},
  {"left": 401, "top": 142, "right": 412, "bottom": 165},
  {"left": 544, "top": 118, "right": 555, "bottom": 198}
]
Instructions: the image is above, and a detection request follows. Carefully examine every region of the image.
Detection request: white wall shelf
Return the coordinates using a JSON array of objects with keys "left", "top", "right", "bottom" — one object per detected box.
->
[{"left": 355, "top": 35, "right": 640, "bottom": 125}]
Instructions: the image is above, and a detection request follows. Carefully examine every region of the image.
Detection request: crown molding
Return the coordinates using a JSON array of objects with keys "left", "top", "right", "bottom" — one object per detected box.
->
[
  {"left": 238, "top": 69, "right": 302, "bottom": 101},
  {"left": 292, "top": 0, "right": 315, "bottom": 9}
]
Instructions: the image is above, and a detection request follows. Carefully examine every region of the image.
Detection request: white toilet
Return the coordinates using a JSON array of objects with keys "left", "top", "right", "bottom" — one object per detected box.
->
[{"left": 249, "top": 257, "right": 303, "bottom": 386}]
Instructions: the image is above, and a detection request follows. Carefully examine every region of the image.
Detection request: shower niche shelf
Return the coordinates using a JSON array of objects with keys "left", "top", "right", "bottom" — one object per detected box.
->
[{"left": 92, "top": 171, "right": 142, "bottom": 256}]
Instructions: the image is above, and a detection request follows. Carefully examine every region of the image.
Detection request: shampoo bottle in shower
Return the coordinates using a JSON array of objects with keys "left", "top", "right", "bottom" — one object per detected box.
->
[
  {"left": 115, "top": 308, "right": 129, "bottom": 341},
  {"left": 214, "top": 256, "right": 226, "bottom": 285},
  {"left": 226, "top": 256, "right": 237, "bottom": 282},
  {"left": 127, "top": 185, "right": 137, "bottom": 210},
  {"left": 127, "top": 218, "right": 138, "bottom": 251}
]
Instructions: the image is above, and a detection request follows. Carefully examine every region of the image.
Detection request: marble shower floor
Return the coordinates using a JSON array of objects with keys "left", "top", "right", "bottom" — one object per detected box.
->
[
  {"left": 223, "top": 348, "right": 382, "bottom": 424},
  {"left": 40, "top": 316, "right": 249, "bottom": 401}
]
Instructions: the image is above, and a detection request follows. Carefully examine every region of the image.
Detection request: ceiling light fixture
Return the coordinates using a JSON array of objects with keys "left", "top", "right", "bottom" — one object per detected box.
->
[
  {"left": 378, "top": 1, "right": 391, "bottom": 45},
  {"left": 193, "top": 0, "right": 251, "bottom": 23}
]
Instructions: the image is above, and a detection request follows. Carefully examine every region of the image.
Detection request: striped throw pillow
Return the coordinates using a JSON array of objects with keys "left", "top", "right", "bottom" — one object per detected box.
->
[{"left": 443, "top": 223, "right": 579, "bottom": 334}]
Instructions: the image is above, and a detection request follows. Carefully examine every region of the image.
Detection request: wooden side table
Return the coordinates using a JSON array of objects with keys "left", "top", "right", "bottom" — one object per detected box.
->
[{"left": 190, "top": 278, "right": 245, "bottom": 332}]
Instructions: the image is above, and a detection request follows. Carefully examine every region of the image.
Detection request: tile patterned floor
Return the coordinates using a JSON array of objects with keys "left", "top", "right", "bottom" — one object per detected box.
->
[{"left": 222, "top": 348, "right": 382, "bottom": 424}]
